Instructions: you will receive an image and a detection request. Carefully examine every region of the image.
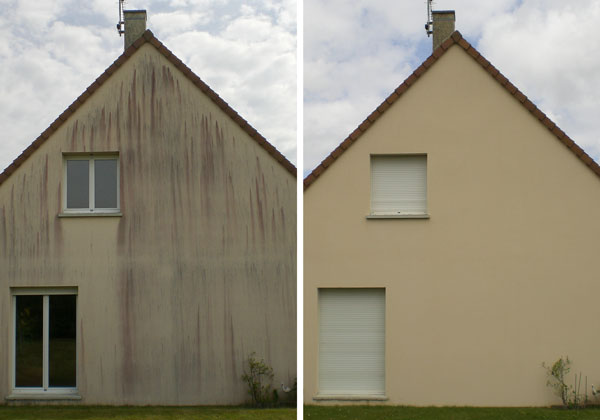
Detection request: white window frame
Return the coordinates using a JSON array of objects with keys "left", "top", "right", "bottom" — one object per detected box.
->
[
  {"left": 62, "top": 154, "right": 120, "bottom": 215},
  {"left": 368, "top": 154, "right": 428, "bottom": 218},
  {"left": 9, "top": 287, "right": 79, "bottom": 398}
]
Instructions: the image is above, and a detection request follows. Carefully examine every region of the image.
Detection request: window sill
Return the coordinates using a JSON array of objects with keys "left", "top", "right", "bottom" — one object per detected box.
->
[
  {"left": 313, "top": 394, "right": 388, "bottom": 401},
  {"left": 58, "top": 212, "right": 122, "bottom": 218},
  {"left": 6, "top": 392, "right": 81, "bottom": 401},
  {"left": 366, "top": 213, "right": 429, "bottom": 219}
]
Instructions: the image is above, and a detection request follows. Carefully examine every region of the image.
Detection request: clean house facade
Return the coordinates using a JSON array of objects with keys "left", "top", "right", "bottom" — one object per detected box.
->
[
  {"left": 0, "top": 12, "right": 296, "bottom": 405},
  {"left": 304, "top": 12, "right": 600, "bottom": 406}
]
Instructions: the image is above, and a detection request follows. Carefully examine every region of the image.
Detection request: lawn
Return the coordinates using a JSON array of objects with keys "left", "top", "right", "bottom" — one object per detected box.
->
[
  {"left": 304, "top": 405, "right": 600, "bottom": 420},
  {"left": 0, "top": 406, "right": 295, "bottom": 420}
]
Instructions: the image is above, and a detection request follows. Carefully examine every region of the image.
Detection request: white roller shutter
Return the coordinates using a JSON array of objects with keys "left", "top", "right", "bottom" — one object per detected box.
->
[
  {"left": 318, "top": 288, "right": 385, "bottom": 396},
  {"left": 371, "top": 155, "right": 427, "bottom": 215}
]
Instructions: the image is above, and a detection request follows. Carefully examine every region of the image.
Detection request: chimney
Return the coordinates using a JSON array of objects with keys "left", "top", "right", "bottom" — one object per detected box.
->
[
  {"left": 432, "top": 10, "right": 455, "bottom": 51},
  {"left": 124, "top": 10, "right": 147, "bottom": 50}
]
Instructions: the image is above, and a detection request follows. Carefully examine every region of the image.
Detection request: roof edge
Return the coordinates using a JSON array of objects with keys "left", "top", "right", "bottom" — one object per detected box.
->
[
  {"left": 304, "top": 30, "right": 600, "bottom": 189},
  {"left": 0, "top": 29, "right": 296, "bottom": 186}
]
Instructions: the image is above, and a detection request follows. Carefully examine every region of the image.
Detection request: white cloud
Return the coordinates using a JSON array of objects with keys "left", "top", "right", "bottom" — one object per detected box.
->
[
  {"left": 222, "top": 14, "right": 274, "bottom": 42},
  {"left": 478, "top": 0, "right": 600, "bottom": 162},
  {"left": 150, "top": 11, "right": 212, "bottom": 35},
  {"left": 89, "top": 0, "right": 121, "bottom": 22},
  {"left": 14, "top": 0, "right": 68, "bottom": 31}
]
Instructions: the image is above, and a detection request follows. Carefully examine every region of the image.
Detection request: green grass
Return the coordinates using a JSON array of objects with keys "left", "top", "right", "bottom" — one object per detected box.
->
[
  {"left": 0, "top": 406, "right": 295, "bottom": 420},
  {"left": 304, "top": 405, "right": 600, "bottom": 420}
]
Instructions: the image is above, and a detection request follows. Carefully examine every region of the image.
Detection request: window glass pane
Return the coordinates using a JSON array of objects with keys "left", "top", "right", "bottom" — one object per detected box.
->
[
  {"left": 94, "top": 159, "right": 118, "bottom": 208},
  {"left": 49, "top": 295, "right": 76, "bottom": 387},
  {"left": 15, "top": 295, "right": 43, "bottom": 387},
  {"left": 67, "top": 160, "right": 89, "bottom": 208}
]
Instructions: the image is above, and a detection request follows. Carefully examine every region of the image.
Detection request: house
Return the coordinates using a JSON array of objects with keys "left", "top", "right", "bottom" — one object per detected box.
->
[
  {"left": 0, "top": 10, "right": 296, "bottom": 405},
  {"left": 304, "top": 10, "right": 600, "bottom": 406}
]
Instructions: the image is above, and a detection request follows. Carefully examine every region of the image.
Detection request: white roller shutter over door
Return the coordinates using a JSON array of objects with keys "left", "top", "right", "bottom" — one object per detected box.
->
[
  {"left": 371, "top": 155, "right": 427, "bottom": 214},
  {"left": 319, "top": 288, "right": 385, "bottom": 396}
]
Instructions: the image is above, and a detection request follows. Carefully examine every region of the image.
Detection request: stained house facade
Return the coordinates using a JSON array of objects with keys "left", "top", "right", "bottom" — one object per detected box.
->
[{"left": 0, "top": 12, "right": 296, "bottom": 405}]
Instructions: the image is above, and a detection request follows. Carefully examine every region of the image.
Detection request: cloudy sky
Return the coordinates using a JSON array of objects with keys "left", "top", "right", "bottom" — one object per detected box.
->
[
  {"left": 0, "top": 0, "right": 296, "bottom": 172},
  {"left": 304, "top": 0, "right": 600, "bottom": 174}
]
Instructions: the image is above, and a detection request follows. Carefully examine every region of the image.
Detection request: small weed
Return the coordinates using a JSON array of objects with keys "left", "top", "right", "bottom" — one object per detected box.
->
[{"left": 241, "top": 352, "right": 274, "bottom": 407}]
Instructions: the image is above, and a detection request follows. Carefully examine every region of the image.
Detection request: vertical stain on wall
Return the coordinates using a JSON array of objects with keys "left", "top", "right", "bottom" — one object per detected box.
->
[
  {"left": 280, "top": 207, "right": 286, "bottom": 240},
  {"left": 199, "top": 115, "right": 216, "bottom": 217},
  {"left": 80, "top": 320, "right": 86, "bottom": 385},
  {"left": 170, "top": 161, "right": 179, "bottom": 239},
  {"left": 40, "top": 156, "right": 49, "bottom": 253},
  {"left": 116, "top": 102, "right": 122, "bottom": 150},
  {"left": 54, "top": 185, "right": 63, "bottom": 254},
  {"left": 131, "top": 69, "right": 137, "bottom": 110},
  {"left": 222, "top": 279, "right": 237, "bottom": 386},
  {"left": 107, "top": 111, "right": 113, "bottom": 147},
  {"left": 225, "top": 172, "right": 235, "bottom": 227},
  {"left": 98, "top": 108, "right": 106, "bottom": 146},
  {"left": 70, "top": 121, "right": 78, "bottom": 149},
  {"left": 120, "top": 268, "right": 135, "bottom": 396},
  {"left": 150, "top": 68, "right": 156, "bottom": 133},
  {"left": 0, "top": 206, "right": 5, "bottom": 255},
  {"left": 89, "top": 123, "right": 95, "bottom": 152},
  {"left": 255, "top": 177, "right": 265, "bottom": 242},
  {"left": 201, "top": 116, "right": 215, "bottom": 183},
  {"left": 19, "top": 174, "right": 27, "bottom": 232},
  {"left": 261, "top": 172, "right": 267, "bottom": 217},
  {"left": 249, "top": 190, "right": 256, "bottom": 247},
  {"left": 40, "top": 155, "right": 48, "bottom": 217},
  {"left": 195, "top": 307, "right": 202, "bottom": 389},
  {"left": 271, "top": 208, "right": 277, "bottom": 243},
  {"left": 215, "top": 121, "right": 226, "bottom": 173}
]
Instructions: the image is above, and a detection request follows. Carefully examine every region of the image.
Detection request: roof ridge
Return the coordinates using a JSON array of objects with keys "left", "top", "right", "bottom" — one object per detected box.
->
[
  {"left": 0, "top": 29, "right": 295, "bottom": 186},
  {"left": 304, "top": 30, "right": 600, "bottom": 189}
]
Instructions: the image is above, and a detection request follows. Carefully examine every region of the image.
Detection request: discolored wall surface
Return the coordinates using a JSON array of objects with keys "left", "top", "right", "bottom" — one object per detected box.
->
[
  {"left": 0, "top": 42, "right": 296, "bottom": 404},
  {"left": 304, "top": 44, "right": 600, "bottom": 406}
]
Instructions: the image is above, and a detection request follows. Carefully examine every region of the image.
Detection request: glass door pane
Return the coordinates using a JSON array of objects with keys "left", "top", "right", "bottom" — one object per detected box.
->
[
  {"left": 49, "top": 295, "right": 76, "bottom": 387},
  {"left": 15, "top": 295, "right": 43, "bottom": 387}
]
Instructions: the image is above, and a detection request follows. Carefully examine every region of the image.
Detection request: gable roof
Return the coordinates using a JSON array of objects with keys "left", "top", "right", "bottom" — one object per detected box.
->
[
  {"left": 0, "top": 30, "right": 296, "bottom": 187},
  {"left": 304, "top": 30, "right": 600, "bottom": 190}
]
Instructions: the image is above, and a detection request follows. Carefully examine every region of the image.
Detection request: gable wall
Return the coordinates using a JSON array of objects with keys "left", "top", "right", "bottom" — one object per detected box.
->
[
  {"left": 305, "top": 45, "right": 600, "bottom": 405},
  {"left": 0, "top": 43, "right": 296, "bottom": 404}
]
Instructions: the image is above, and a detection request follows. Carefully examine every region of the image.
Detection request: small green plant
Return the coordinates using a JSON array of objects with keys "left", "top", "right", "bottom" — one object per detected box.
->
[
  {"left": 542, "top": 356, "right": 571, "bottom": 406},
  {"left": 542, "top": 356, "right": 588, "bottom": 407},
  {"left": 241, "top": 352, "right": 274, "bottom": 407}
]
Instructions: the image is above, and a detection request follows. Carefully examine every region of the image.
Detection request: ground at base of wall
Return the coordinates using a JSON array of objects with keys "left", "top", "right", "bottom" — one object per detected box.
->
[
  {"left": 0, "top": 405, "right": 295, "bottom": 420},
  {"left": 304, "top": 405, "right": 600, "bottom": 420}
]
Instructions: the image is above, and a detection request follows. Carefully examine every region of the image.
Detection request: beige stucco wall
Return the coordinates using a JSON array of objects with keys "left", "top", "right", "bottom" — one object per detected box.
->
[
  {"left": 304, "top": 44, "right": 600, "bottom": 406},
  {"left": 0, "top": 43, "right": 296, "bottom": 405}
]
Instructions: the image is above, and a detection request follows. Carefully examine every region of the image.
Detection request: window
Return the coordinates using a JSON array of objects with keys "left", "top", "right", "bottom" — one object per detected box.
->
[
  {"left": 63, "top": 155, "right": 119, "bottom": 213},
  {"left": 11, "top": 288, "right": 77, "bottom": 396},
  {"left": 318, "top": 288, "right": 385, "bottom": 397},
  {"left": 370, "top": 154, "right": 427, "bottom": 216}
]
